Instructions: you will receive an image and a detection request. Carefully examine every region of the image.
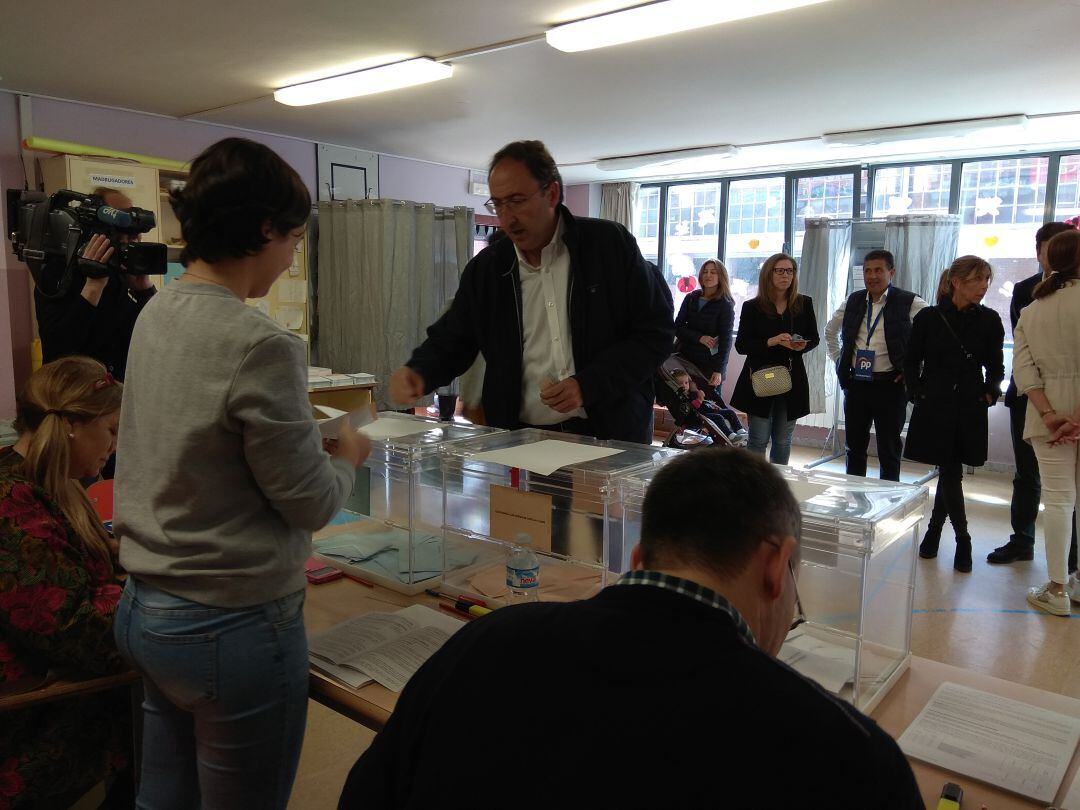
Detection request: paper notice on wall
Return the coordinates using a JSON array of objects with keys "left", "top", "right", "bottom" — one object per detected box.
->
[
  {"left": 274, "top": 306, "right": 305, "bottom": 330},
  {"left": 277, "top": 279, "right": 307, "bottom": 303}
]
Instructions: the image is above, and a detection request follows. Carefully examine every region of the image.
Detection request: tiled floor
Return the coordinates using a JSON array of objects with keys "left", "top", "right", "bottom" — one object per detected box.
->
[{"left": 288, "top": 446, "right": 1080, "bottom": 808}]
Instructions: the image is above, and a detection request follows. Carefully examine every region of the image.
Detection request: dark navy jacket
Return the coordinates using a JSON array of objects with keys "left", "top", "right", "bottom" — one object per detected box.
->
[{"left": 407, "top": 206, "right": 674, "bottom": 443}]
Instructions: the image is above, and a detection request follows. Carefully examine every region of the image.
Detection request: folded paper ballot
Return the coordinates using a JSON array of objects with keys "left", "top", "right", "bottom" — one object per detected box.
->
[{"left": 314, "top": 405, "right": 374, "bottom": 438}]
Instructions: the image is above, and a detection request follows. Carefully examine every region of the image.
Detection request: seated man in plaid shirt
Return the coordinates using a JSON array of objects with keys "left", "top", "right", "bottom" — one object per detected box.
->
[{"left": 339, "top": 449, "right": 923, "bottom": 809}]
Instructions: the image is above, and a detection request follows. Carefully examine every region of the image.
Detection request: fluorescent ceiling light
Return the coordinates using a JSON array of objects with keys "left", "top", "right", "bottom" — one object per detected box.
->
[
  {"left": 275, "top": 58, "right": 452, "bottom": 106},
  {"left": 596, "top": 145, "right": 739, "bottom": 171},
  {"left": 821, "top": 115, "right": 1028, "bottom": 147},
  {"left": 546, "top": 0, "right": 833, "bottom": 52}
]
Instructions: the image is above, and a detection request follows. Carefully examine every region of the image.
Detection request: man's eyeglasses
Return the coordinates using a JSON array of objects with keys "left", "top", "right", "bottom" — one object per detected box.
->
[
  {"left": 763, "top": 538, "right": 806, "bottom": 632},
  {"left": 772, "top": 266, "right": 795, "bottom": 276},
  {"left": 787, "top": 559, "right": 806, "bottom": 632},
  {"left": 484, "top": 184, "right": 549, "bottom": 215}
]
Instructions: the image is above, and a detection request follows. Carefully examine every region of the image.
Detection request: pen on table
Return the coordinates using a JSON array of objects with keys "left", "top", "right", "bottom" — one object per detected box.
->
[
  {"left": 425, "top": 589, "right": 488, "bottom": 608},
  {"left": 343, "top": 572, "right": 375, "bottom": 588},
  {"left": 429, "top": 594, "right": 492, "bottom": 619}
]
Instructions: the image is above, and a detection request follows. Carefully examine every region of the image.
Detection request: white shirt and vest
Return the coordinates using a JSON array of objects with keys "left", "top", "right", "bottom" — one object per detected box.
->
[
  {"left": 825, "top": 288, "right": 928, "bottom": 374},
  {"left": 515, "top": 215, "right": 587, "bottom": 425}
]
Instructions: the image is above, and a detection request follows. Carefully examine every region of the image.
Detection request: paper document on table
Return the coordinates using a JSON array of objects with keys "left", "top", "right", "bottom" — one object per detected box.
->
[
  {"left": 897, "top": 681, "right": 1080, "bottom": 803},
  {"left": 315, "top": 406, "right": 374, "bottom": 438},
  {"left": 1062, "top": 763, "right": 1080, "bottom": 809},
  {"left": 359, "top": 417, "right": 438, "bottom": 441},
  {"left": 468, "top": 439, "right": 624, "bottom": 476},
  {"left": 308, "top": 604, "right": 463, "bottom": 692}
]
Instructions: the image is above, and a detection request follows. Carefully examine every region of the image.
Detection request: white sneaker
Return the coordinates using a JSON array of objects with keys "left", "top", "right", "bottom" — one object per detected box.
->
[
  {"left": 1027, "top": 584, "right": 1072, "bottom": 617},
  {"left": 1068, "top": 573, "right": 1080, "bottom": 604}
]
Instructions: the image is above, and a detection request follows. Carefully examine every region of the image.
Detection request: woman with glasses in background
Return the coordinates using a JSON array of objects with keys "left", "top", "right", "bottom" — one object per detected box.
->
[{"left": 731, "top": 253, "right": 820, "bottom": 464}]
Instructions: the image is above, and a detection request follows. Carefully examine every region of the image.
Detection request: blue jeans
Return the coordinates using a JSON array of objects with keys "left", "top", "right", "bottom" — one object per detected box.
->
[
  {"left": 114, "top": 579, "right": 309, "bottom": 810},
  {"left": 747, "top": 399, "right": 797, "bottom": 465}
]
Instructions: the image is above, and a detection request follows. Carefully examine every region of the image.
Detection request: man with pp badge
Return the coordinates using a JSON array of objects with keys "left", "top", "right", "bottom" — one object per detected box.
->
[{"left": 826, "top": 250, "right": 927, "bottom": 481}]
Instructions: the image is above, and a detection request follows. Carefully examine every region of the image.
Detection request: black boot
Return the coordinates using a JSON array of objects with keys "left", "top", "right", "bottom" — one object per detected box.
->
[
  {"left": 953, "top": 535, "right": 972, "bottom": 573},
  {"left": 919, "top": 524, "right": 942, "bottom": 559}
]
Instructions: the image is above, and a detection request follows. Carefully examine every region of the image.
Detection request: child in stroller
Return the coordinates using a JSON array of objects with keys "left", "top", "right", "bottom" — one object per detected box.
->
[{"left": 655, "top": 356, "right": 749, "bottom": 449}]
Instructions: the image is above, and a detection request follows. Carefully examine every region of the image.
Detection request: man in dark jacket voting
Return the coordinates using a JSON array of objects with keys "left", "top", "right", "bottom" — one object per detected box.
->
[
  {"left": 389, "top": 140, "right": 674, "bottom": 443},
  {"left": 338, "top": 448, "right": 924, "bottom": 809}
]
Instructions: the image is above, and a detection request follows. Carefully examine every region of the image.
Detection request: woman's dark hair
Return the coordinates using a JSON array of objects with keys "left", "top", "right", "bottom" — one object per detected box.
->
[
  {"left": 488, "top": 140, "right": 564, "bottom": 204},
  {"left": 1034, "top": 229, "right": 1080, "bottom": 300},
  {"left": 171, "top": 137, "right": 311, "bottom": 266}
]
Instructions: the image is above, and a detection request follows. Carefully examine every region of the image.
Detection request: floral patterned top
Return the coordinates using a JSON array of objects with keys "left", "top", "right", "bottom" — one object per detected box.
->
[{"left": 0, "top": 447, "right": 129, "bottom": 808}]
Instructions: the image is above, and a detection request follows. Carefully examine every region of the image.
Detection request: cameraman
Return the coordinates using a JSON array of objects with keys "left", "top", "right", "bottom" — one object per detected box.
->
[{"left": 34, "top": 187, "right": 157, "bottom": 382}]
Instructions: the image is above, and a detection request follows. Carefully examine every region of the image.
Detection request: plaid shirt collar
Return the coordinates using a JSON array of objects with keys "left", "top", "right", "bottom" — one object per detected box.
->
[{"left": 615, "top": 570, "right": 757, "bottom": 647}]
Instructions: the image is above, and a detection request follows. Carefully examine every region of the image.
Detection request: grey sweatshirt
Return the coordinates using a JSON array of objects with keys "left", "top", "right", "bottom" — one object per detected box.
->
[{"left": 115, "top": 282, "right": 354, "bottom": 607}]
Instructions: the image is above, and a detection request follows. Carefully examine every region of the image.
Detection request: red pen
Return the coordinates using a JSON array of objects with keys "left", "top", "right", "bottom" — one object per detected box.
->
[{"left": 438, "top": 603, "right": 472, "bottom": 620}]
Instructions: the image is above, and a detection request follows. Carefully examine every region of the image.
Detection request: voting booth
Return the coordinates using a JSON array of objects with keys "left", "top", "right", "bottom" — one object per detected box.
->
[{"left": 438, "top": 429, "right": 682, "bottom": 604}]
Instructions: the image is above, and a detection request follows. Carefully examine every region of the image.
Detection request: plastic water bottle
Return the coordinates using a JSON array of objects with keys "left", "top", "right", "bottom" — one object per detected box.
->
[{"left": 506, "top": 533, "right": 540, "bottom": 603}]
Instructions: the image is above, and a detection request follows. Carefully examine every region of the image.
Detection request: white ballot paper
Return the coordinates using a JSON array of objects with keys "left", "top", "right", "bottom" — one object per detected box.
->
[
  {"left": 468, "top": 439, "right": 624, "bottom": 476},
  {"left": 359, "top": 416, "right": 440, "bottom": 441},
  {"left": 314, "top": 405, "right": 374, "bottom": 438},
  {"left": 308, "top": 604, "right": 464, "bottom": 692},
  {"left": 897, "top": 681, "right": 1080, "bottom": 803},
  {"left": 779, "top": 631, "right": 855, "bottom": 695}
]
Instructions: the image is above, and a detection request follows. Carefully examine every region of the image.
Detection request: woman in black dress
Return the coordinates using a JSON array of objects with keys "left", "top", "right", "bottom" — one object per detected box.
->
[
  {"left": 731, "top": 253, "right": 820, "bottom": 464},
  {"left": 904, "top": 255, "right": 1005, "bottom": 573}
]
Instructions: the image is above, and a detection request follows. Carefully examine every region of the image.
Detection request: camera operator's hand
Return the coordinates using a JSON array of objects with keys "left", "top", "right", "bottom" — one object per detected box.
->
[{"left": 78, "top": 235, "right": 114, "bottom": 307}]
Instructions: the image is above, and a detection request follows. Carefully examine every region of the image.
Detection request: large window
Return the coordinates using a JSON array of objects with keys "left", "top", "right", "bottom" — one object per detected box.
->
[
  {"left": 872, "top": 164, "right": 952, "bottom": 215},
  {"left": 957, "top": 157, "right": 1049, "bottom": 335},
  {"left": 664, "top": 182, "right": 722, "bottom": 309},
  {"left": 793, "top": 172, "right": 856, "bottom": 257},
  {"left": 1056, "top": 154, "right": 1080, "bottom": 222},
  {"left": 726, "top": 177, "right": 786, "bottom": 325},
  {"left": 633, "top": 186, "right": 661, "bottom": 266}
]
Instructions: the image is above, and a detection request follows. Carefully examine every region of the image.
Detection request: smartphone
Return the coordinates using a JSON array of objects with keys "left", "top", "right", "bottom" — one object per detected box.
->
[
  {"left": 790, "top": 333, "right": 804, "bottom": 342},
  {"left": 306, "top": 565, "right": 344, "bottom": 585}
]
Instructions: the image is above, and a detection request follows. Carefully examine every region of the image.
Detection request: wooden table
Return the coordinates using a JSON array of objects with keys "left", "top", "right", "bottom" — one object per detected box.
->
[
  {"left": 0, "top": 670, "right": 140, "bottom": 713},
  {"left": 304, "top": 581, "right": 1080, "bottom": 808},
  {"left": 308, "top": 383, "right": 376, "bottom": 413},
  {"left": 871, "top": 656, "right": 1080, "bottom": 809},
  {"left": 304, "top": 577, "right": 447, "bottom": 731}
]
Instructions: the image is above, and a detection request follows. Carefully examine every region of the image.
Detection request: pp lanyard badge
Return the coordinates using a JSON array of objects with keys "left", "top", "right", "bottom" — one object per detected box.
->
[{"left": 854, "top": 291, "right": 887, "bottom": 382}]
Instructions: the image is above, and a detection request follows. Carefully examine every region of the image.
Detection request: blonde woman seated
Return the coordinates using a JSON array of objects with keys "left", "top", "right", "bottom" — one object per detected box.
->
[{"left": 0, "top": 356, "right": 131, "bottom": 807}]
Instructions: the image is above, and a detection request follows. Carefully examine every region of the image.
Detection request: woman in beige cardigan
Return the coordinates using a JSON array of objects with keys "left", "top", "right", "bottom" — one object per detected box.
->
[{"left": 1012, "top": 228, "right": 1080, "bottom": 617}]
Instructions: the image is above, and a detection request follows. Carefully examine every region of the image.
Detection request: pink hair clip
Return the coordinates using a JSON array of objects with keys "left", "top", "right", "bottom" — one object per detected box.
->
[{"left": 94, "top": 372, "right": 118, "bottom": 390}]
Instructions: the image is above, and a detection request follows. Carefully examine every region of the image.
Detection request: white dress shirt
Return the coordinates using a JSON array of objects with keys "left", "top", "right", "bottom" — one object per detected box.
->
[
  {"left": 516, "top": 215, "right": 586, "bottom": 424},
  {"left": 1013, "top": 282, "right": 1080, "bottom": 441},
  {"left": 824, "top": 288, "right": 928, "bottom": 373}
]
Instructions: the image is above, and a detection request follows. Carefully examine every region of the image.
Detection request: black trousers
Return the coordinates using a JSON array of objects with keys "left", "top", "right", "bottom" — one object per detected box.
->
[{"left": 843, "top": 376, "right": 907, "bottom": 481}]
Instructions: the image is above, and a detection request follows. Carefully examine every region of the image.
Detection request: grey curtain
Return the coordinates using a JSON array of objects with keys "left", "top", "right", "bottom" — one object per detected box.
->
[
  {"left": 599, "top": 182, "right": 637, "bottom": 229},
  {"left": 317, "top": 199, "right": 474, "bottom": 409},
  {"left": 800, "top": 218, "right": 852, "bottom": 415},
  {"left": 884, "top": 214, "right": 961, "bottom": 305}
]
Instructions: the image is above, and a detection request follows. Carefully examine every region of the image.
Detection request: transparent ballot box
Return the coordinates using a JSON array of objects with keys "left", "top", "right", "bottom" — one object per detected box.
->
[
  {"left": 620, "top": 465, "right": 926, "bottom": 713},
  {"left": 439, "top": 429, "right": 682, "bottom": 605},
  {"left": 312, "top": 413, "right": 505, "bottom": 594}
]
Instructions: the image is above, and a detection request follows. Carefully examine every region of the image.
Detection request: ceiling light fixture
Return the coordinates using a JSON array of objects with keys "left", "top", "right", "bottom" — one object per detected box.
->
[
  {"left": 274, "top": 58, "right": 453, "bottom": 106},
  {"left": 596, "top": 145, "right": 740, "bottom": 172},
  {"left": 821, "top": 115, "right": 1029, "bottom": 147},
  {"left": 546, "top": 0, "right": 833, "bottom": 53}
]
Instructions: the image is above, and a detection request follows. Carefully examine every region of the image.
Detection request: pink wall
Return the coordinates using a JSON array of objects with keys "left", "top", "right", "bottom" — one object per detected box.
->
[
  {"left": 563, "top": 184, "right": 590, "bottom": 218},
  {"left": 28, "top": 96, "right": 317, "bottom": 195},
  {"left": 378, "top": 154, "right": 489, "bottom": 210}
]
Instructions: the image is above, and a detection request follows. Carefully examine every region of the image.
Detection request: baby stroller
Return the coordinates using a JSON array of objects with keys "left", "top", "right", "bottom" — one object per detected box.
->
[{"left": 654, "top": 356, "right": 748, "bottom": 450}]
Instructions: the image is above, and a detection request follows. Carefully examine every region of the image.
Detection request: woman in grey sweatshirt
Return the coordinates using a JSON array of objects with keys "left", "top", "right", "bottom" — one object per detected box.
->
[{"left": 112, "top": 137, "right": 368, "bottom": 809}]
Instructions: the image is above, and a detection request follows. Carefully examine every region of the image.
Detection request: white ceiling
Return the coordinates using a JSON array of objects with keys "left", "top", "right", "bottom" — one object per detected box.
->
[{"left": 3, "top": 0, "right": 1079, "bottom": 183}]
